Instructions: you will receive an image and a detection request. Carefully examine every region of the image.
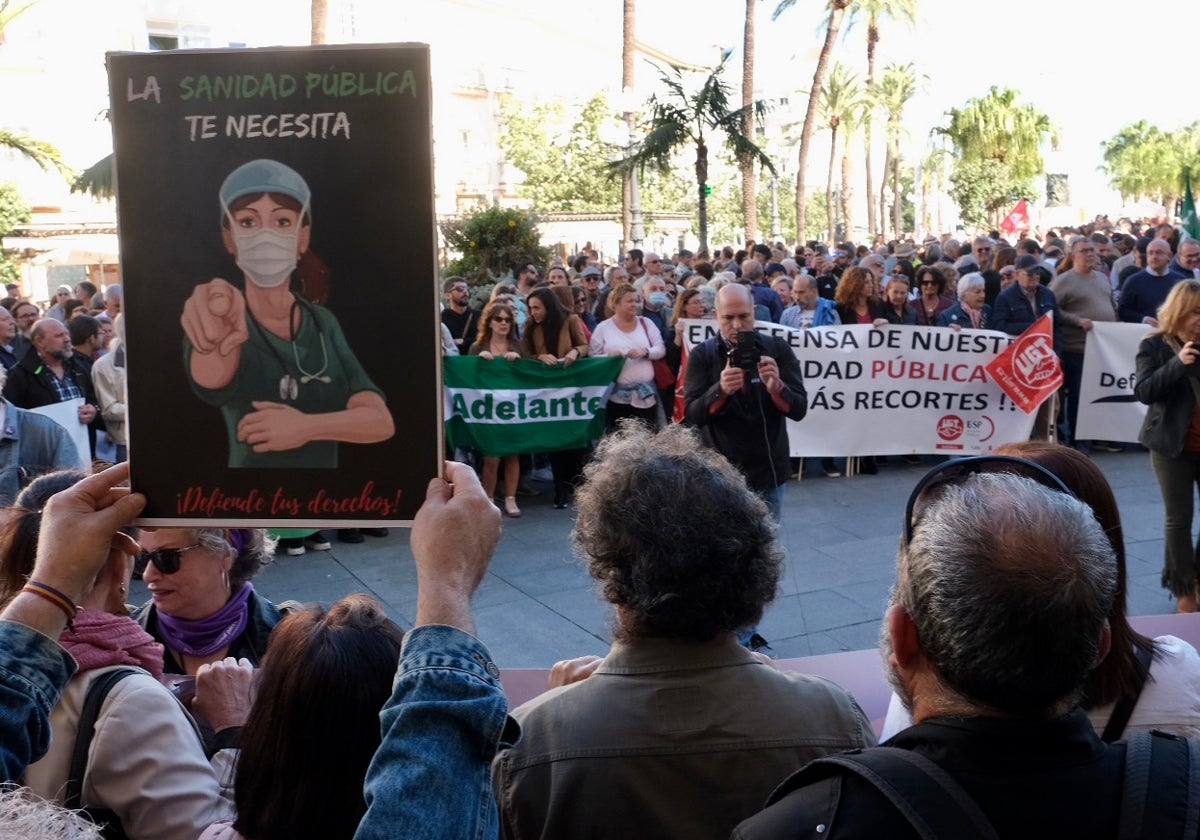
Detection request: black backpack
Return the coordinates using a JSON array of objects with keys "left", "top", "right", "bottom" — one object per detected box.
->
[
  {"left": 801, "top": 730, "right": 1200, "bottom": 839},
  {"left": 64, "top": 667, "right": 139, "bottom": 840}
]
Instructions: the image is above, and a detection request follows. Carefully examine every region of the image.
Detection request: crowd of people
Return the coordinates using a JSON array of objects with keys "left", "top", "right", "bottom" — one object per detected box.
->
[
  {"left": 0, "top": 216, "right": 1197, "bottom": 836},
  {"left": 0, "top": 425, "right": 1198, "bottom": 837}
]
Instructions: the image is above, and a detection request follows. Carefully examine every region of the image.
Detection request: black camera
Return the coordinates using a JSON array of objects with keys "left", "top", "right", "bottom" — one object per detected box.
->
[{"left": 732, "top": 330, "right": 764, "bottom": 380}]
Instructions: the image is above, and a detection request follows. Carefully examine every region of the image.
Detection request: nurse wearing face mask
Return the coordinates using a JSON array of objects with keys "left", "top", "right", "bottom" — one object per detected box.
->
[{"left": 181, "top": 159, "right": 394, "bottom": 468}]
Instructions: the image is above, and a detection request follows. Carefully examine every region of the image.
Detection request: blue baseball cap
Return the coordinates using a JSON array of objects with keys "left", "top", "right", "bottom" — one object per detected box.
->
[{"left": 220, "top": 159, "right": 311, "bottom": 209}]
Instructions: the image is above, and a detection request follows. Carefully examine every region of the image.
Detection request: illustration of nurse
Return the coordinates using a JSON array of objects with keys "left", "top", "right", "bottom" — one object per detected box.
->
[{"left": 181, "top": 159, "right": 394, "bottom": 468}]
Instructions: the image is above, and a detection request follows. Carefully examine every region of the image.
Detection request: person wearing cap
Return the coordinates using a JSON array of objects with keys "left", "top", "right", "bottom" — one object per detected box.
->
[
  {"left": 180, "top": 158, "right": 394, "bottom": 469},
  {"left": 45, "top": 286, "right": 73, "bottom": 324},
  {"left": 990, "top": 253, "right": 1062, "bottom": 352},
  {"left": 578, "top": 265, "right": 604, "bottom": 317}
]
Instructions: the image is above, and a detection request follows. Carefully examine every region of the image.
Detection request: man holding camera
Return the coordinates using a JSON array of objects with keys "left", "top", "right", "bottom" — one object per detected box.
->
[{"left": 684, "top": 284, "right": 806, "bottom": 523}]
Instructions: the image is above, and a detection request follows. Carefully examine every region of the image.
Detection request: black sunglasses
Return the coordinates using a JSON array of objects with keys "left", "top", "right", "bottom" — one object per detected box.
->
[
  {"left": 135, "top": 543, "right": 201, "bottom": 575},
  {"left": 903, "top": 456, "right": 1074, "bottom": 545}
]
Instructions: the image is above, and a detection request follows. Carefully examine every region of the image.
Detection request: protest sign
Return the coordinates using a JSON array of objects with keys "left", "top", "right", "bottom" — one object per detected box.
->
[
  {"left": 29, "top": 399, "right": 90, "bottom": 471},
  {"left": 444, "top": 356, "right": 623, "bottom": 455},
  {"left": 984, "top": 313, "right": 1062, "bottom": 413},
  {"left": 679, "top": 321, "right": 1034, "bottom": 456},
  {"left": 109, "top": 44, "right": 438, "bottom": 526},
  {"left": 1074, "top": 321, "right": 1149, "bottom": 442}
]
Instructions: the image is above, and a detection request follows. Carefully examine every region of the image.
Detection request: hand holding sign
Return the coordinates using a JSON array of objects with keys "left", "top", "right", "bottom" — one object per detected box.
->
[{"left": 182, "top": 277, "right": 249, "bottom": 357}]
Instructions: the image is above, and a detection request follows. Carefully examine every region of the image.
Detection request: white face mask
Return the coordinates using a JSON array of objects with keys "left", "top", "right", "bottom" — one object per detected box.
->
[{"left": 224, "top": 203, "right": 306, "bottom": 288}]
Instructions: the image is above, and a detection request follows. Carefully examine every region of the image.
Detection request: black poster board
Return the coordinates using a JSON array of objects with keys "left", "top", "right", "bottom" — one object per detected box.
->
[{"left": 108, "top": 44, "right": 440, "bottom": 526}]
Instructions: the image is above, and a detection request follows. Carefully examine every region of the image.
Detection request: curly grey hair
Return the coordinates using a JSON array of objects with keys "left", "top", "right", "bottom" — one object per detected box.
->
[{"left": 572, "top": 423, "right": 782, "bottom": 642}]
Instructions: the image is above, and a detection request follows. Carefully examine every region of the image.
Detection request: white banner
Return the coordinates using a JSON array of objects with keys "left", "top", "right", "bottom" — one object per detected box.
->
[
  {"left": 680, "top": 321, "right": 1036, "bottom": 456},
  {"left": 1074, "top": 322, "right": 1150, "bottom": 443}
]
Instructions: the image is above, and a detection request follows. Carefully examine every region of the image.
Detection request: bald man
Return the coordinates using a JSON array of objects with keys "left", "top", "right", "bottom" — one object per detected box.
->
[{"left": 684, "top": 284, "right": 806, "bottom": 522}]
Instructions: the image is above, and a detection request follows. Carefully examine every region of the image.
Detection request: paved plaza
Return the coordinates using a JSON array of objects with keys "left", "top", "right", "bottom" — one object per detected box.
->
[{"left": 133, "top": 448, "right": 1177, "bottom": 668}]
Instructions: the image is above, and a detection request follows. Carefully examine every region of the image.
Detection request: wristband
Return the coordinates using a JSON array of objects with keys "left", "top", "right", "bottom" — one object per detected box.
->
[{"left": 22, "top": 580, "right": 78, "bottom": 632}]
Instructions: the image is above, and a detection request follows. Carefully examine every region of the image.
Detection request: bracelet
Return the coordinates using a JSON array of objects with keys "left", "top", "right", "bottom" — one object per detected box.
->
[{"left": 22, "top": 581, "right": 78, "bottom": 632}]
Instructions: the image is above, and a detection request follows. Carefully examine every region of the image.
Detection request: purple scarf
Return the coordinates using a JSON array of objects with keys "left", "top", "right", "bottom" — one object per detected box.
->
[{"left": 157, "top": 582, "right": 253, "bottom": 657}]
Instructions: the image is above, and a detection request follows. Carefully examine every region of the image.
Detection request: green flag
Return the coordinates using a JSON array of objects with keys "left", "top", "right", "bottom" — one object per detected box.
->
[
  {"left": 444, "top": 356, "right": 625, "bottom": 455},
  {"left": 1183, "top": 169, "right": 1200, "bottom": 243}
]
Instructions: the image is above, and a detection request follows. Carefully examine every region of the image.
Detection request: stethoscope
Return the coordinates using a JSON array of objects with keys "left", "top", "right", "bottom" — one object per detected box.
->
[{"left": 247, "top": 295, "right": 331, "bottom": 401}]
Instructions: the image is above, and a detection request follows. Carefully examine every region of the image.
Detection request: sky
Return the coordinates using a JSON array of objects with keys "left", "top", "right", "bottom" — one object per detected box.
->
[{"left": 7, "top": 0, "right": 1200, "bottom": 221}]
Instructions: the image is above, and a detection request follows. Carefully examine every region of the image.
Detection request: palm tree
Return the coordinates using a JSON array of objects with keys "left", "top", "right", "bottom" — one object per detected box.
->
[
  {"left": 774, "top": 0, "right": 851, "bottom": 243},
  {"left": 311, "top": 0, "right": 327, "bottom": 44},
  {"left": 941, "top": 86, "right": 1058, "bottom": 182},
  {"left": 874, "top": 62, "right": 914, "bottom": 239},
  {"left": 741, "top": 0, "right": 758, "bottom": 245},
  {"left": 847, "top": 0, "right": 916, "bottom": 239},
  {"left": 0, "top": 129, "right": 73, "bottom": 182},
  {"left": 818, "top": 63, "right": 864, "bottom": 242},
  {"left": 1100, "top": 120, "right": 1176, "bottom": 206},
  {"left": 940, "top": 86, "right": 1058, "bottom": 227},
  {"left": 618, "top": 51, "right": 775, "bottom": 256}
]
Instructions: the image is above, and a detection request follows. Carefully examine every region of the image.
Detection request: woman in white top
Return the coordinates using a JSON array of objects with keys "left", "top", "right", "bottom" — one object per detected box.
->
[
  {"left": 882, "top": 441, "right": 1200, "bottom": 741},
  {"left": 588, "top": 283, "right": 666, "bottom": 433}
]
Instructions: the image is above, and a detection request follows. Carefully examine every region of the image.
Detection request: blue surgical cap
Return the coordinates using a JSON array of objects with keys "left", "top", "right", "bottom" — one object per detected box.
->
[{"left": 219, "top": 159, "right": 311, "bottom": 208}]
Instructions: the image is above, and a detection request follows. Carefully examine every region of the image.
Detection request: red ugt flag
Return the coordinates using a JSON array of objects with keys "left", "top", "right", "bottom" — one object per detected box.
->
[
  {"left": 985, "top": 312, "right": 1062, "bottom": 413},
  {"left": 1000, "top": 198, "right": 1029, "bottom": 235}
]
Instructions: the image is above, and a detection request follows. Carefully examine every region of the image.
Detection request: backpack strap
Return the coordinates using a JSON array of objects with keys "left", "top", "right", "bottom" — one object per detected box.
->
[
  {"left": 65, "top": 667, "right": 140, "bottom": 810},
  {"left": 1119, "top": 729, "right": 1200, "bottom": 840},
  {"left": 805, "top": 747, "right": 1000, "bottom": 840},
  {"left": 1101, "top": 641, "right": 1154, "bottom": 743}
]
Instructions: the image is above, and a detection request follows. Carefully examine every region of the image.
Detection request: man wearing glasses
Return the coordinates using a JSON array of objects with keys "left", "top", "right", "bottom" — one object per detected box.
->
[
  {"left": 736, "top": 462, "right": 1197, "bottom": 838},
  {"left": 972, "top": 236, "right": 994, "bottom": 272},
  {"left": 623, "top": 249, "right": 646, "bottom": 283},
  {"left": 440, "top": 276, "right": 479, "bottom": 353}
]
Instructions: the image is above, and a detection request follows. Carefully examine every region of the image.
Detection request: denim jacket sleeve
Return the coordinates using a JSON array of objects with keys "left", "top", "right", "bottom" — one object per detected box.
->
[
  {"left": 0, "top": 619, "right": 77, "bottom": 781},
  {"left": 354, "top": 625, "right": 519, "bottom": 840}
]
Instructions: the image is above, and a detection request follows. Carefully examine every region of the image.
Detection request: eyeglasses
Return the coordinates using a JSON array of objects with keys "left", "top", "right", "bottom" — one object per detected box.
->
[
  {"left": 491, "top": 316, "right": 512, "bottom": 323},
  {"left": 903, "top": 456, "right": 1074, "bottom": 545},
  {"left": 919, "top": 279, "right": 939, "bottom": 286},
  {"left": 135, "top": 543, "right": 202, "bottom": 575},
  {"left": 450, "top": 286, "right": 468, "bottom": 294}
]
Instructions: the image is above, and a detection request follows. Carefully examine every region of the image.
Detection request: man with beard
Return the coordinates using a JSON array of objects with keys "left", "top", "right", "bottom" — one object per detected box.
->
[
  {"left": 734, "top": 465, "right": 1198, "bottom": 838},
  {"left": 3, "top": 318, "right": 99, "bottom": 456}
]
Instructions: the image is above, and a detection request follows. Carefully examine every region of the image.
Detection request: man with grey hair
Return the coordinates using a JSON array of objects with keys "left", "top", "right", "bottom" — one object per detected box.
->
[
  {"left": 493, "top": 424, "right": 873, "bottom": 840},
  {"left": 735, "top": 466, "right": 1197, "bottom": 838}
]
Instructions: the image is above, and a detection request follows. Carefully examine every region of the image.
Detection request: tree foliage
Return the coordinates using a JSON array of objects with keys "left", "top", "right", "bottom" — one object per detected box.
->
[
  {"left": 0, "top": 183, "right": 30, "bottom": 286},
  {"left": 818, "top": 63, "right": 865, "bottom": 242},
  {"left": 1100, "top": 120, "right": 1200, "bottom": 208},
  {"left": 440, "top": 206, "right": 552, "bottom": 286},
  {"left": 0, "top": 129, "right": 74, "bottom": 183},
  {"left": 498, "top": 92, "right": 622, "bottom": 213},
  {"left": 948, "top": 159, "right": 1032, "bottom": 230},
  {"left": 939, "top": 87, "right": 1055, "bottom": 231},
  {"left": 617, "top": 50, "right": 775, "bottom": 255},
  {"left": 847, "top": 0, "right": 918, "bottom": 237}
]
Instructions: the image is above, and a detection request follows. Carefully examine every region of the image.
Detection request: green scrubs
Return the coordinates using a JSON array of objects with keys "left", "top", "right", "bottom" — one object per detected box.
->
[{"left": 185, "top": 300, "right": 383, "bottom": 468}]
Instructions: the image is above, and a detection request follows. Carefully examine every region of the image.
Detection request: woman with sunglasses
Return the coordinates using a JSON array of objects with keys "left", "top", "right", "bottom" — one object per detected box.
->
[
  {"left": 1135, "top": 278, "right": 1200, "bottom": 612},
  {"left": 911, "top": 265, "right": 954, "bottom": 326},
  {"left": 468, "top": 300, "right": 524, "bottom": 517},
  {"left": 883, "top": 445, "right": 1200, "bottom": 741},
  {"left": 4, "top": 471, "right": 233, "bottom": 839},
  {"left": 133, "top": 527, "right": 287, "bottom": 676}
]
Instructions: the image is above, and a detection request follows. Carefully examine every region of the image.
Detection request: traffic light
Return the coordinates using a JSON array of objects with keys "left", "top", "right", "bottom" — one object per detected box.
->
[{"left": 704, "top": 184, "right": 713, "bottom": 196}]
